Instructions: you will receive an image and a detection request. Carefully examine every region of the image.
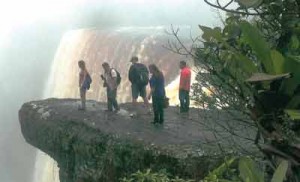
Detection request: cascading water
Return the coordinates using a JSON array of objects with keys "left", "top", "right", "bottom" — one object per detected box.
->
[
  {"left": 32, "top": 151, "right": 59, "bottom": 182},
  {"left": 37, "top": 26, "right": 190, "bottom": 181}
]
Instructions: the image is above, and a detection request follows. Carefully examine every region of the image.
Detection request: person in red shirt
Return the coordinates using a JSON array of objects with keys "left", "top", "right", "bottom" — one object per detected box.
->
[{"left": 179, "top": 61, "right": 191, "bottom": 113}]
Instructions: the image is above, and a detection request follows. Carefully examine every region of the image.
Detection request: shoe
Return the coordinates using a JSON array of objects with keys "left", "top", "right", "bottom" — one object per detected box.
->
[
  {"left": 114, "top": 109, "right": 120, "bottom": 113},
  {"left": 104, "top": 109, "right": 113, "bottom": 112},
  {"left": 151, "top": 121, "right": 159, "bottom": 124}
]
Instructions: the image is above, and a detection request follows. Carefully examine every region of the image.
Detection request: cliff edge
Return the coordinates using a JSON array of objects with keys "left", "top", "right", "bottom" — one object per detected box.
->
[{"left": 19, "top": 98, "right": 249, "bottom": 182}]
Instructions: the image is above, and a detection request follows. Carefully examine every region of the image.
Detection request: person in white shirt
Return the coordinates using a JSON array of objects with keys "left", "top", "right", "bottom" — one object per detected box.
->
[{"left": 101, "top": 62, "right": 120, "bottom": 112}]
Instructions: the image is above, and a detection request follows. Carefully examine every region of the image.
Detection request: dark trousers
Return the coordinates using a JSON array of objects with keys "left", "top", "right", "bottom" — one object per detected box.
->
[
  {"left": 152, "top": 96, "right": 164, "bottom": 123},
  {"left": 179, "top": 89, "right": 190, "bottom": 112},
  {"left": 107, "top": 88, "right": 119, "bottom": 111}
]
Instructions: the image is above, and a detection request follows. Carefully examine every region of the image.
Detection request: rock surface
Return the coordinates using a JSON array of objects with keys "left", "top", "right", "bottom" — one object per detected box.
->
[{"left": 19, "top": 98, "right": 253, "bottom": 182}]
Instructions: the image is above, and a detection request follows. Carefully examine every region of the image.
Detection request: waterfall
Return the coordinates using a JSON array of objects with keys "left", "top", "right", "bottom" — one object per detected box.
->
[
  {"left": 45, "top": 27, "right": 188, "bottom": 102},
  {"left": 32, "top": 151, "right": 60, "bottom": 182},
  {"left": 34, "top": 27, "right": 190, "bottom": 182}
]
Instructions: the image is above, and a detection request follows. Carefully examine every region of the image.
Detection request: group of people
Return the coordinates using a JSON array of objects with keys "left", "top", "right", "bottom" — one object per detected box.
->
[{"left": 78, "top": 56, "right": 191, "bottom": 124}]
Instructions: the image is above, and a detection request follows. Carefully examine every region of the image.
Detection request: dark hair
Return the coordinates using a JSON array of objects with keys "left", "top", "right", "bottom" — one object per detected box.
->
[
  {"left": 149, "top": 64, "right": 163, "bottom": 79},
  {"left": 78, "top": 60, "right": 85, "bottom": 69},
  {"left": 102, "top": 62, "right": 109, "bottom": 67},
  {"left": 180, "top": 61, "right": 186, "bottom": 66},
  {"left": 131, "top": 56, "right": 138, "bottom": 62}
]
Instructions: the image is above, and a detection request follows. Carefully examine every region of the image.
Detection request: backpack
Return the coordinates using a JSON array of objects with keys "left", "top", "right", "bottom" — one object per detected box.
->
[
  {"left": 83, "top": 73, "right": 92, "bottom": 90},
  {"left": 135, "top": 63, "right": 149, "bottom": 86},
  {"left": 111, "top": 68, "right": 121, "bottom": 86}
]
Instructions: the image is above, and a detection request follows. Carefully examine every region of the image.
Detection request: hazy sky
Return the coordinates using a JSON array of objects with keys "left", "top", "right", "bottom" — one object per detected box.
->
[{"left": 0, "top": 0, "right": 222, "bottom": 47}]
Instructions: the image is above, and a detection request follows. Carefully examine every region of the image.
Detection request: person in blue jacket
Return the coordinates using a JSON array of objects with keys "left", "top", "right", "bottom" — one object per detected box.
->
[{"left": 147, "top": 64, "right": 166, "bottom": 124}]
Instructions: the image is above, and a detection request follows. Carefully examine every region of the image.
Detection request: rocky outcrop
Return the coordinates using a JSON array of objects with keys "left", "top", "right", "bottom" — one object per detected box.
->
[{"left": 19, "top": 98, "right": 247, "bottom": 182}]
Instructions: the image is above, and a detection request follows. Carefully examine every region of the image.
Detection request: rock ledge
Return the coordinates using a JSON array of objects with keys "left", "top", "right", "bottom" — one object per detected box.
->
[{"left": 19, "top": 98, "right": 226, "bottom": 182}]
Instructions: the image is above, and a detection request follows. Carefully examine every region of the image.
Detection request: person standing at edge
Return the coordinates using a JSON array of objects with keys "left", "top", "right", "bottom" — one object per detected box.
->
[
  {"left": 128, "top": 56, "right": 149, "bottom": 107},
  {"left": 101, "top": 62, "right": 120, "bottom": 112},
  {"left": 78, "top": 60, "right": 92, "bottom": 111},
  {"left": 148, "top": 64, "right": 166, "bottom": 124},
  {"left": 179, "top": 61, "right": 191, "bottom": 113}
]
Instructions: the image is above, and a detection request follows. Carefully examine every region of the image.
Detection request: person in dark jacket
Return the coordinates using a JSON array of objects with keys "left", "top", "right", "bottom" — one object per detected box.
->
[
  {"left": 128, "top": 56, "right": 149, "bottom": 107},
  {"left": 147, "top": 64, "right": 166, "bottom": 124}
]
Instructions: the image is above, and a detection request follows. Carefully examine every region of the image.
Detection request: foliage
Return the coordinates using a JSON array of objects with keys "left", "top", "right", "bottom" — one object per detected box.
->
[
  {"left": 194, "top": 15, "right": 300, "bottom": 180},
  {"left": 167, "top": 0, "right": 300, "bottom": 181},
  {"left": 124, "top": 158, "right": 288, "bottom": 182},
  {"left": 238, "top": 157, "right": 264, "bottom": 182},
  {"left": 202, "top": 157, "right": 240, "bottom": 182},
  {"left": 271, "top": 160, "right": 289, "bottom": 182},
  {"left": 120, "top": 169, "right": 194, "bottom": 182},
  {"left": 237, "top": 157, "right": 288, "bottom": 182},
  {"left": 200, "top": 157, "right": 288, "bottom": 182}
]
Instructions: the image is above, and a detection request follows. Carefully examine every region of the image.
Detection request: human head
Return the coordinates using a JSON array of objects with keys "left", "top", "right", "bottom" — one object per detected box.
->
[
  {"left": 78, "top": 60, "right": 85, "bottom": 69},
  {"left": 148, "top": 64, "right": 160, "bottom": 76},
  {"left": 179, "top": 61, "right": 186, "bottom": 69},
  {"left": 130, "top": 56, "right": 138, "bottom": 63},
  {"left": 102, "top": 62, "right": 110, "bottom": 72}
]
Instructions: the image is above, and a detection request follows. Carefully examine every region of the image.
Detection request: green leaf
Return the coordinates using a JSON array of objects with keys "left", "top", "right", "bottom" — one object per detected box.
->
[
  {"left": 199, "top": 25, "right": 222, "bottom": 41},
  {"left": 285, "top": 110, "right": 300, "bottom": 120},
  {"left": 240, "top": 21, "right": 274, "bottom": 74},
  {"left": 289, "top": 34, "right": 299, "bottom": 50},
  {"left": 281, "top": 56, "right": 300, "bottom": 95},
  {"left": 223, "top": 24, "right": 241, "bottom": 39},
  {"left": 236, "top": 0, "right": 263, "bottom": 8},
  {"left": 271, "top": 160, "right": 288, "bottom": 182},
  {"left": 233, "top": 52, "right": 258, "bottom": 74},
  {"left": 286, "top": 95, "right": 300, "bottom": 109},
  {"left": 270, "top": 50, "right": 285, "bottom": 74},
  {"left": 239, "top": 157, "right": 264, "bottom": 182}
]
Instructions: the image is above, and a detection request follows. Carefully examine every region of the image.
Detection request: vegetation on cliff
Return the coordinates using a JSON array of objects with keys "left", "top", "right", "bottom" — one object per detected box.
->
[{"left": 162, "top": 0, "right": 300, "bottom": 181}]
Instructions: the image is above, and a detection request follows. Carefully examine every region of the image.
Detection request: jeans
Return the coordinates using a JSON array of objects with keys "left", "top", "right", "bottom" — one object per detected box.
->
[
  {"left": 179, "top": 89, "right": 190, "bottom": 113},
  {"left": 107, "top": 88, "right": 119, "bottom": 111},
  {"left": 152, "top": 96, "right": 164, "bottom": 123}
]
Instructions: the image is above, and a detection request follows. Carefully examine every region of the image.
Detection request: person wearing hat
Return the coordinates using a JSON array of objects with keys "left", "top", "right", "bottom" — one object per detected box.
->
[{"left": 128, "top": 56, "right": 149, "bottom": 107}]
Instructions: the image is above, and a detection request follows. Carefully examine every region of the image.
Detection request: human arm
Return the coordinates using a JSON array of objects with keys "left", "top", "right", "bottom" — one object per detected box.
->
[
  {"left": 148, "top": 76, "right": 155, "bottom": 100},
  {"left": 79, "top": 74, "right": 82, "bottom": 87},
  {"left": 128, "top": 65, "right": 135, "bottom": 83},
  {"left": 148, "top": 86, "right": 155, "bottom": 100},
  {"left": 79, "top": 70, "right": 87, "bottom": 88},
  {"left": 100, "top": 74, "right": 107, "bottom": 87}
]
